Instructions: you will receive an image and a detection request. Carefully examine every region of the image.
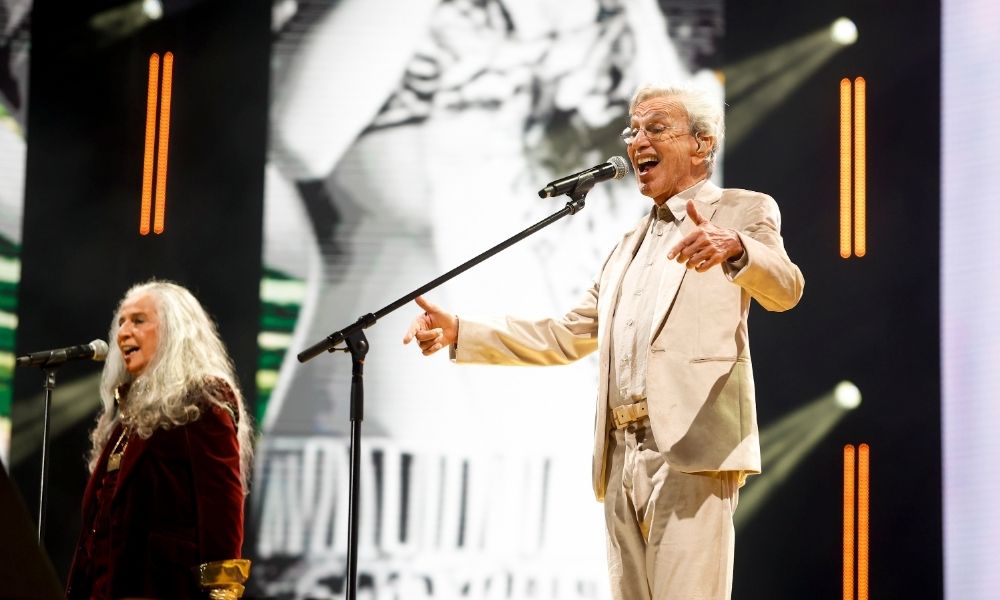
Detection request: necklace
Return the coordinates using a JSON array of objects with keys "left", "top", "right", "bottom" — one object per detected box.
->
[{"left": 106, "top": 426, "right": 130, "bottom": 472}]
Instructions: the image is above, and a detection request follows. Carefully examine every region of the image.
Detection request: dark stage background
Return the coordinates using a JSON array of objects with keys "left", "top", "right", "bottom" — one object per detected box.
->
[
  {"left": 5, "top": 0, "right": 941, "bottom": 598},
  {"left": 725, "top": 1, "right": 941, "bottom": 598}
]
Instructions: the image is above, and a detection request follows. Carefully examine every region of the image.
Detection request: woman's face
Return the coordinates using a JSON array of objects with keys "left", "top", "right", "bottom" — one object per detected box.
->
[{"left": 116, "top": 292, "right": 160, "bottom": 376}]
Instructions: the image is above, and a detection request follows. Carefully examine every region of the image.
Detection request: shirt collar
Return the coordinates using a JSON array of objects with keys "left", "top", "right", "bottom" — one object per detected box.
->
[{"left": 653, "top": 179, "right": 707, "bottom": 222}]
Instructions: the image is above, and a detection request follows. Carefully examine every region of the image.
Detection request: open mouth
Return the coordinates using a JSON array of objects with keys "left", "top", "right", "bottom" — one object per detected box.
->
[
  {"left": 637, "top": 155, "right": 659, "bottom": 175},
  {"left": 122, "top": 346, "right": 139, "bottom": 358}
]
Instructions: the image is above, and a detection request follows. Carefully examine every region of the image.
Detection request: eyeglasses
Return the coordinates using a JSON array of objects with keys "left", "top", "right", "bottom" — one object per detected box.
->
[{"left": 620, "top": 124, "right": 691, "bottom": 145}]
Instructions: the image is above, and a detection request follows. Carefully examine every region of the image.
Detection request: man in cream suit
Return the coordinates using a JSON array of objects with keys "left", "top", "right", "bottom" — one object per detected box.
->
[{"left": 404, "top": 84, "right": 803, "bottom": 600}]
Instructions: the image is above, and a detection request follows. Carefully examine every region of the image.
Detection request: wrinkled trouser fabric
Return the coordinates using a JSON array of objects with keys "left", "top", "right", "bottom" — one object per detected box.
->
[{"left": 604, "top": 420, "right": 739, "bottom": 600}]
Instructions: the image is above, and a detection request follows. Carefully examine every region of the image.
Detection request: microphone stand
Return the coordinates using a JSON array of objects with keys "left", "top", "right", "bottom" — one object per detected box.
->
[
  {"left": 37, "top": 365, "right": 59, "bottom": 544},
  {"left": 297, "top": 176, "right": 597, "bottom": 600},
  {"left": 18, "top": 345, "right": 106, "bottom": 543}
]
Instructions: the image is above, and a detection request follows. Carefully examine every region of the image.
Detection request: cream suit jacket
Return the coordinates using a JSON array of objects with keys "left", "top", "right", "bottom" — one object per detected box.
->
[{"left": 454, "top": 181, "right": 804, "bottom": 501}]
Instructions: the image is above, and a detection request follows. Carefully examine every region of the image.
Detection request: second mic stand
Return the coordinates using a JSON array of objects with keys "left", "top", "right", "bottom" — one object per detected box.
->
[
  {"left": 297, "top": 176, "right": 597, "bottom": 600},
  {"left": 38, "top": 365, "right": 59, "bottom": 544}
]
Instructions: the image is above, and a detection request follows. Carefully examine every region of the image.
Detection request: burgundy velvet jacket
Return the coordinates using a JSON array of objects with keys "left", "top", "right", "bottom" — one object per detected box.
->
[{"left": 66, "top": 381, "right": 245, "bottom": 599}]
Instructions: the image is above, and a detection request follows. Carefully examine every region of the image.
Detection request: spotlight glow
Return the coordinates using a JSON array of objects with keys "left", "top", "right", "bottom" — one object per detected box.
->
[
  {"left": 142, "top": 0, "right": 164, "bottom": 20},
  {"left": 831, "top": 18, "right": 859, "bottom": 45},
  {"left": 835, "top": 381, "right": 862, "bottom": 410}
]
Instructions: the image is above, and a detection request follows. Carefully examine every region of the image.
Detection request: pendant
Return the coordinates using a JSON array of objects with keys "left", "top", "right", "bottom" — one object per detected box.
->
[{"left": 107, "top": 452, "right": 122, "bottom": 472}]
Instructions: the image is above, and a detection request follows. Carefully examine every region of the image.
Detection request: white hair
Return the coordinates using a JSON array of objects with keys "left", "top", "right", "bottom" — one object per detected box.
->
[
  {"left": 629, "top": 83, "right": 726, "bottom": 174},
  {"left": 87, "top": 280, "right": 254, "bottom": 494}
]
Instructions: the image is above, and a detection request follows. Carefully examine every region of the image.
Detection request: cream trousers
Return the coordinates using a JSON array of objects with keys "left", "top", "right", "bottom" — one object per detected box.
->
[{"left": 604, "top": 420, "right": 739, "bottom": 600}]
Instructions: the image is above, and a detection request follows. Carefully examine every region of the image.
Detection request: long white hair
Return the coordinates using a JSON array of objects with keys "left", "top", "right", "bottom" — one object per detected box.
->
[{"left": 87, "top": 280, "right": 254, "bottom": 494}]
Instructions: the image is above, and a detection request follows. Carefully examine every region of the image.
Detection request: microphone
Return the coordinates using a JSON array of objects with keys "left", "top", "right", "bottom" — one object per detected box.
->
[
  {"left": 16, "top": 339, "right": 110, "bottom": 368},
  {"left": 537, "top": 156, "right": 630, "bottom": 198}
]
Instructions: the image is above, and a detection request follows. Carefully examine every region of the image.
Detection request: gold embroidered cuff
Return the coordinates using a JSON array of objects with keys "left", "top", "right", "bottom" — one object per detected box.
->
[{"left": 196, "top": 559, "right": 252, "bottom": 600}]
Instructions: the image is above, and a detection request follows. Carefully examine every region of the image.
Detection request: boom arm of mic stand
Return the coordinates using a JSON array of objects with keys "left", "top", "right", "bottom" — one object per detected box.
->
[
  {"left": 296, "top": 176, "right": 594, "bottom": 363},
  {"left": 297, "top": 313, "right": 377, "bottom": 362}
]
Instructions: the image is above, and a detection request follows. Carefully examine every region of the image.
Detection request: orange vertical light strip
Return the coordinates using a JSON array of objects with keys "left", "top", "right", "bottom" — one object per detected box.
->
[
  {"left": 140, "top": 53, "right": 160, "bottom": 236},
  {"left": 843, "top": 444, "right": 856, "bottom": 600},
  {"left": 853, "top": 77, "right": 867, "bottom": 257},
  {"left": 153, "top": 52, "right": 174, "bottom": 235},
  {"left": 839, "top": 78, "right": 852, "bottom": 258},
  {"left": 857, "top": 443, "right": 870, "bottom": 600}
]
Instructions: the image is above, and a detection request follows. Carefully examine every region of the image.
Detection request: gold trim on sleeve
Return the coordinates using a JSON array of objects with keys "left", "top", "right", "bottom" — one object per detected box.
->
[{"left": 196, "top": 559, "right": 252, "bottom": 600}]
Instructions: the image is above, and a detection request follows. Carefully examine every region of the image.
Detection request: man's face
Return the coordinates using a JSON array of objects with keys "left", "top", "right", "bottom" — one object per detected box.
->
[
  {"left": 117, "top": 292, "right": 160, "bottom": 376},
  {"left": 626, "top": 96, "right": 704, "bottom": 204}
]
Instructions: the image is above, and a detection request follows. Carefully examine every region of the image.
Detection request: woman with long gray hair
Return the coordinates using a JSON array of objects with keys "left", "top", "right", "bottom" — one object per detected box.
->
[{"left": 66, "top": 281, "right": 253, "bottom": 600}]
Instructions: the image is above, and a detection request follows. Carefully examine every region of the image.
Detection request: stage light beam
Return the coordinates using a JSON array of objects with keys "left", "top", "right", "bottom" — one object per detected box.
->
[
  {"left": 734, "top": 381, "right": 863, "bottom": 530},
  {"left": 725, "top": 22, "right": 853, "bottom": 151}
]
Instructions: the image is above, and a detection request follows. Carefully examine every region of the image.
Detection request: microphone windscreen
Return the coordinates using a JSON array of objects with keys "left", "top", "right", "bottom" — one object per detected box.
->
[
  {"left": 608, "top": 156, "right": 629, "bottom": 180},
  {"left": 90, "top": 339, "right": 110, "bottom": 361}
]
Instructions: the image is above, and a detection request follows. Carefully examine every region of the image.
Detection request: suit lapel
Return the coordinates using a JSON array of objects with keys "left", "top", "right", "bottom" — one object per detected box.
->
[{"left": 598, "top": 213, "right": 653, "bottom": 340}]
